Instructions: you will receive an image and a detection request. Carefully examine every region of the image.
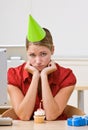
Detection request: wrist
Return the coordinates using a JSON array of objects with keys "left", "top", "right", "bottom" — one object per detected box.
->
[
  {"left": 41, "top": 71, "right": 47, "bottom": 80},
  {"left": 33, "top": 71, "right": 40, "bottom": 79},
  {"left": 41, "top": 70, "right": 47, "bottom": 77}
]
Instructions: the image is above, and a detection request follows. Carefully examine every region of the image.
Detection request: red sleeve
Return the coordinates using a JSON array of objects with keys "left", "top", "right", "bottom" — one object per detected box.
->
[
  {"left": 48, "top": 64, "right": 77, "bottom": 97},
  {"left": 7, "top": 68, "right": 21, "bottom": 88},
  {"left": 59, "top": 67, "right": 77, "bottom": 88}
]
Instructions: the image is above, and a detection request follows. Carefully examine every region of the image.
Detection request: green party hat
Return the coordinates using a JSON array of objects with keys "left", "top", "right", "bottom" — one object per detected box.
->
[{"left": 27, "top": 15, "right": 46, "bottom": 42}]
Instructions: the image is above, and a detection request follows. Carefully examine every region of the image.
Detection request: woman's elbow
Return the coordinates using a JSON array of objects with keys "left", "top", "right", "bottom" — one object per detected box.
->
[
  {"left": 18, "top": 114, "right": 30, "bottom": 121},
  {"left": 45, "top": 112, "right": 61, "bottom": 121},
  {"left": 16, "top": 109, "right": 31, "bottom": 121}
]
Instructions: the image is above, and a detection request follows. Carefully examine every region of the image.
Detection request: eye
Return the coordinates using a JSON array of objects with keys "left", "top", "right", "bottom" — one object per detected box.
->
[
  {"left": 29, "top": 53, "right": 35, "bottom": 57},
  {"left": 40, "top": 52, "right": 47, "bottom": 57}
]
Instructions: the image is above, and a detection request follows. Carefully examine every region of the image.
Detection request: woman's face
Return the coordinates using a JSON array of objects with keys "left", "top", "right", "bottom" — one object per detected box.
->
[{"left": 27, "top": 44, "right": 54, "bottom": 71}]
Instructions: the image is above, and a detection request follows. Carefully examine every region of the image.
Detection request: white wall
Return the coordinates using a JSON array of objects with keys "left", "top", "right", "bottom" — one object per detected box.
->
[
  {"left": 0, "top": 0, "right": 30, "bottom": 46},
  {"left": 32, "top": 0, "right": 88, "bottom": 57},
  {"left": 0, "top": 0, "right": 88, "bottom": 58}
]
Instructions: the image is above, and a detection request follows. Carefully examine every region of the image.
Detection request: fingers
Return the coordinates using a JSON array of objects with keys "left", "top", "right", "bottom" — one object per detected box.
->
[
  {"left": 48, "top": 60, "right": 56, "bottom": 68},
  {"left": 24, "top": 61, "right": 39, "bottom": 75}
]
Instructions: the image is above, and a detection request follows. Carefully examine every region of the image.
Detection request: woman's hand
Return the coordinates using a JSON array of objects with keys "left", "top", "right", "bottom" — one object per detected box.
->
[
  {"left": 41, "top": 60, "right": 57, "bottom": 75},
  {"left": 24, "top": 61, "right": 39, "bottom": 75}
]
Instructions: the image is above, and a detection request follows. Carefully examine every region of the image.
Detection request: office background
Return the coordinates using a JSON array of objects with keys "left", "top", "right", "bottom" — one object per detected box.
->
[{"left": 0, "top": 0, "right": 88, "bottom": 58}]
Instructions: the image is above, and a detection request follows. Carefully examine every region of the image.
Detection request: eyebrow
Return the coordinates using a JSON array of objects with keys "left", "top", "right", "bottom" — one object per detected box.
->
[{"left": 29, "top": 50, "right": 47, "bottom": 54}]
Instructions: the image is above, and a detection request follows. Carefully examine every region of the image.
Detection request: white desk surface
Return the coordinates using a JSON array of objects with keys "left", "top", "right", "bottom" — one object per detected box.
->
[
  {"left": 0, "top": 105, "right": 12, "bottom": 109},
  {"left": 75, "top": 86, "right": 88, "bottom": 91},
  {"left": 0, "top": 120, "right": 88, "bottom": 130}
]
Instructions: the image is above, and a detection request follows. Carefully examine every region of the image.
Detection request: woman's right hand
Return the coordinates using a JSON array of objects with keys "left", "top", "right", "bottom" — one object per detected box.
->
[{"left": 24, "top": 61, "right": 39, "bottom": 75}]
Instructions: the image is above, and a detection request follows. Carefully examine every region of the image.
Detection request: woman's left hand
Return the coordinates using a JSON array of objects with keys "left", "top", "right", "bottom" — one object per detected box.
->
[{"left": 41, "top": 60, "right": 57, "bottom": 75}]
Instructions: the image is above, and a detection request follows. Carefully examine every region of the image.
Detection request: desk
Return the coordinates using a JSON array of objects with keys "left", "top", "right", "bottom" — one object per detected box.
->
[
  {"left": 75, "top": 86, "right": 88, "bottom": 111},
  {"left": 0, "top": 106, "right": 12, "bottom": 114},
  {"left": 0, "top": 120, "right": 88, "bottom": 130}
]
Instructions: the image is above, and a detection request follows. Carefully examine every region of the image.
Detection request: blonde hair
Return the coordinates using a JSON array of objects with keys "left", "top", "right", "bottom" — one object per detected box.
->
[{"left": 26, "top": 28, "right": 54, "bottom": 51}]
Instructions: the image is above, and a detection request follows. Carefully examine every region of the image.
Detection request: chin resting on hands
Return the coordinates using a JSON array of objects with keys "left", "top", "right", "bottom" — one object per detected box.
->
[{"left": 24, "top": 61, "right": 39, "bottom": 75}]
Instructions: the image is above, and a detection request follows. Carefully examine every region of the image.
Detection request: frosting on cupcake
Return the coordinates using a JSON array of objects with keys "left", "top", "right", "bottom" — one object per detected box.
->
[{"left": 34, "top": 108, "right": 45, "bottom": 116}]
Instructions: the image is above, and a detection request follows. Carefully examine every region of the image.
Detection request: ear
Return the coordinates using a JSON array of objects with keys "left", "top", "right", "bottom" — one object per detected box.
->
[{"left": 51, "top": 46, "right": 54, "bottom": 55}]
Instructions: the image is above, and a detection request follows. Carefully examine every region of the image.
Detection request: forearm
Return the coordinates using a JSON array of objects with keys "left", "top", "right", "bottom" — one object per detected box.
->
[
  {"left": 41, "top": 74, "right": 60, "bottom": 120},
  {"left": 16, "top": 73, "right": 40, "bottom": 120}
]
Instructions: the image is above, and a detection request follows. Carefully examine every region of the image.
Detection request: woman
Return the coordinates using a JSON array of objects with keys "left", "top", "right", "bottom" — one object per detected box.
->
[{"left": 7, "top": 16, "right": 76, "bottom": 121}]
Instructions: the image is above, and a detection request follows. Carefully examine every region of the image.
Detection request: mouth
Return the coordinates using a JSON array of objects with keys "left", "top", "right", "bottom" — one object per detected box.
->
[{"left": 36, "top": 65, "right": 44, "bottom": 70}]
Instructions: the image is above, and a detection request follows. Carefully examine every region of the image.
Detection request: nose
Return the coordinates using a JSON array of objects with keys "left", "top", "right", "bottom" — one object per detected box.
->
[{"left": 36, "top": 56, "right": 42, "bottom": 65}]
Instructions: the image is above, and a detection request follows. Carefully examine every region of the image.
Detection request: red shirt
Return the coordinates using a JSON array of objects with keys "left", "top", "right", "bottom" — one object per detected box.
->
[{"left": 7, "top": 62, "right": 76, "bottom": 120}]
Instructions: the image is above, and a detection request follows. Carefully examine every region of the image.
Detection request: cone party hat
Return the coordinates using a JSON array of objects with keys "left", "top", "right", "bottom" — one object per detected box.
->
[{"left": 27, "top": 15, "right": 46, "bottom": 42}]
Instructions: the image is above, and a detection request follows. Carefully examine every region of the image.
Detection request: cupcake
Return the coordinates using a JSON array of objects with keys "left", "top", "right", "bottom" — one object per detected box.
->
[{"left": 34, "top": 108, "right": 45, "bottom": 123}]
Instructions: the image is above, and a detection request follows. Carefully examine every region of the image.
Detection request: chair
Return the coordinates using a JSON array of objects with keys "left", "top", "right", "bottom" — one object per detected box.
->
[
  {"left": 1, "top": 108, "right": 18, "bottom": 120},
  {"left": 1, "top": 105, "right": 85, "bottom": 120},
  {"left": 64, "top": 104, "right": 85, "bottom": 118}
]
